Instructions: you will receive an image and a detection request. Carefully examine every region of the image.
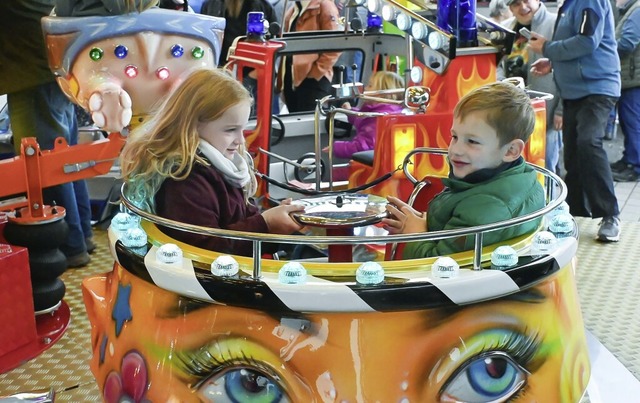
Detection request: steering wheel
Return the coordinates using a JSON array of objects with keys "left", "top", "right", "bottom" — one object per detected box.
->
[
  {"left": 294, "top": 152, "right": 326, "bottom": 183},
  {"left": 270, "top": 115, "right": 285, "bottom": 146}
]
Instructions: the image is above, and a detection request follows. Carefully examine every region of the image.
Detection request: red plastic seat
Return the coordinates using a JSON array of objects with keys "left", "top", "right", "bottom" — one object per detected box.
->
[{"left": 385, "top": 176, "right": 446, "bottom": 261}]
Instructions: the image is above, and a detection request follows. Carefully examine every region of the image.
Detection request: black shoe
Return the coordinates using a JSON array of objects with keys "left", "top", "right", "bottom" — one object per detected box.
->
[
  {"left": 85, "top": 237, "right": 97, "bottom": 254},
  {"left": 67, "top": 252, "right": 91, "bottom": 268},
  {"left": 596, "top": 216, "right": 620, "bottom": 242},
  {"left": 612, "top": 166, "right": 639, "bottom": 182},
  {"left": 610, "top": 159, "right": 631, "bottom": 173}
]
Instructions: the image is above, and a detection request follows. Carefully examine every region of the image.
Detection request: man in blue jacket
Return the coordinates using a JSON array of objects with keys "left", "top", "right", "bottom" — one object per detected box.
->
[
  {"left": 609, "top": 0, "right": 640, "bottom": 182},
  {"left": 529, "top": 0, "right": 622, "bottom": 242}
]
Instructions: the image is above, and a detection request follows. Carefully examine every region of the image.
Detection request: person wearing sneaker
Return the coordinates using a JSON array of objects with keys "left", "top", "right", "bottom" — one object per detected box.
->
[
  {"left": 611, "top": 0, "right": 640, "bottom": 183},
  {"left": 0, "top": 0, "right": 94, "bottom": 267},
  {"left": 528, "top": 0, "right": 622, "bottom": 243}
]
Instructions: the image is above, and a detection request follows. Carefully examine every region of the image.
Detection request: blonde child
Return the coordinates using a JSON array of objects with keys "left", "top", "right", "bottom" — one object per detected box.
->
[
  {"left": 383, "top": 81, "right": 545, "bottom": 259},
  {"left": 120, "top": 69, "right": 303, "bottom": 256},
  {"left": 327, "top": 71, "right": 405, "bottom": 159}
]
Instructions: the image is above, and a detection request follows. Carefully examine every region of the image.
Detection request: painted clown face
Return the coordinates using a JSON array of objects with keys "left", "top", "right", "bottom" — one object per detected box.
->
[
  {"left": 42, "top": 9, "right": 224, "bottom": 132},
  {"left": 84, "top": 257, "right": 589, "bottom": 402}
]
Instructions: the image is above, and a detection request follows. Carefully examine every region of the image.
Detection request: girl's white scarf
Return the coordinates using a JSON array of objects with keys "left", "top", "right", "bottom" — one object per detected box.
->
[{"left": 198, "top": 139, "right": 257, "bottom": 197}]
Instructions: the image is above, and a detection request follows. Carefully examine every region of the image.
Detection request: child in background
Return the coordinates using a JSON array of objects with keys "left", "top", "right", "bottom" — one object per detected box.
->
[
  {"left": 383, "top": 81, "right": 545, "bottom": 259},
  {"left": 326, "top": 71, "right": 405, "bottom": 159},
  {"left": 120, "top": 69, "right": 303, "bottom": 256}
]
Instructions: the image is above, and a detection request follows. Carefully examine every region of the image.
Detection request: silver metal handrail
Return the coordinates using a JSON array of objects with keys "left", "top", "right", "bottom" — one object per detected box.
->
[{"left": 119, "top": 158, "right": 567, "bottom": 278}]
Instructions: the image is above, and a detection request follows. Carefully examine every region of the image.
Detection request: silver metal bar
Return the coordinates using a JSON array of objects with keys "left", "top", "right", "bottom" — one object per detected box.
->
[
  {"left": 473, "top": 232, "right": 484, "bottom": 271},
  {"left": 252, "top": 241, "right": 262, "bottom": 279}
]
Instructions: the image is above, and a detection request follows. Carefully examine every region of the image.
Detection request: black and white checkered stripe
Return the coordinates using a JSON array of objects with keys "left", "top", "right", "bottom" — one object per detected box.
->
[{"left": 110, "top": 227, "right": 577, "bottom": 313}]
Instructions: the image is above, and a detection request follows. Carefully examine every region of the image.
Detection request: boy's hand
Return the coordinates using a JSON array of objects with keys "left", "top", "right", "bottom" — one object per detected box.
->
[{"left": 381, "top": 196, "right": 427, "bottom": 234}]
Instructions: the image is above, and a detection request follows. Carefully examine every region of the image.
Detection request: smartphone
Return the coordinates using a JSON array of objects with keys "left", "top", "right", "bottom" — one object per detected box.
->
[{"left": 519, "top": 27, "right": 532, "bottom": 40}]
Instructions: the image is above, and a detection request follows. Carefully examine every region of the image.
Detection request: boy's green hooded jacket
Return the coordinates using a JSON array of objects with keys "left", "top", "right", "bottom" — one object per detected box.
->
[{"left": 403, "top": 158, "right": 545, "bottom": 259}]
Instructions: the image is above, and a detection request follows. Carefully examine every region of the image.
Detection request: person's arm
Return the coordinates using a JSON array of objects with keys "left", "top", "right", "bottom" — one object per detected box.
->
[
  {"left": 332, "top": 116, "right": 375, "bottom": 158},
  {"left": 617, "top": 8, "right": 640, "bottom": 57},
  {"left": 542, "top": 2, "right": 608, "bottom": 61},
  {"left": 402, "top": 194, "right": 512, "bottom": 259},
  {"left": 156, "top": 170, "right": 268, "bottom": 256}
]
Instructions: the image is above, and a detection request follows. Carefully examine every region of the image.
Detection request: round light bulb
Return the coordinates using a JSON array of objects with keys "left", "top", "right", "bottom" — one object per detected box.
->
[
  {"left": 432, "top": 256, "right": 460, "bottom": 279},
  {"left": 411, "top": 21, "right": 428, "bottom": 40},
  {"left": 156, "top": 67, "right": 170, "bottom": 80},
  {"left": 366, "top": 0, "right": 380, "bottom": 14},
  {"left": 428, "top": 31, "right": 446, "bottom": 50},
  {"left": 122, "top": 227, "right": 147, "bottom": 248},
  {"left": 111, "top": 212, "right": 134, "bottom": 233},
  {"left": 278, "top": 262, "right": 307, "bottom": 284},
  {"left": 356, "top": 261, "right": 384, "bottom": 285},
  {"left": 211, "top": 255, "right": 239, "bottom": 277},
  {"left": 491, "top": 245, "right": 518, "bottom": 270},
  {"left": 381, "top": 5, "right": 395, "bottom": 21},
  {"left": 530, "top": 231, "right": 557, "bottom": 257},
  {"left": 548, "top": 213, "right": 574, "bottom": 239},
  {"left": 396, "top": 13, "right": 412, "bottom": 31},
  {"left": 155, "top": 243, "right": 183, "bottom": 264}
]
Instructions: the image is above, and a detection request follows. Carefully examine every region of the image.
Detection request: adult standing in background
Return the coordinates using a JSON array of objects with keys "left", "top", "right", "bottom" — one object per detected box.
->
[
  {"left": 609, "top": 0, "right": 640, "bottom": 182},
  {"left": 498, "top": 0, "right": 563, "bottom": 175},
  {"left": 282, "top": 0, "right": 341, "bottom": 112},
  {"left": 529, "top": 0, "right": 622, "bottom": 242},
  {"left": 0, "top": 0, "right": 95, "bottom": 266},
  {"left": 201, "top": 0, "right": 278, "bottom": 66},
  {"left": 488, "top": 0, "right": 512, "bottom": 24}
]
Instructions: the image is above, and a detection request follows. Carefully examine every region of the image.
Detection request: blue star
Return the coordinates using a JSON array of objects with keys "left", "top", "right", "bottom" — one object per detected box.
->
[{"left": 112, "top": 283, "right": 133, "bottom": 336}]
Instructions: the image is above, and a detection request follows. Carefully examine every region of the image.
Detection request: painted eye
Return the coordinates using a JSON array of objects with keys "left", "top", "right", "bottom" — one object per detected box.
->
[
  {"left": 197, "top": 367, "right": 290, "bottom": 403},
  {"left": 440, "top": 352, "right": 528, "bottom": 402}
]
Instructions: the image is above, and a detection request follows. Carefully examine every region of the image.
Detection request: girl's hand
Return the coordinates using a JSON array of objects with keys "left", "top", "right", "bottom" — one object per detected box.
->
[
  {"left": 262, "top": 201, "right": 305, "bottom": 234},
  {"left": 381, "top": 196, "right": 427, "bottom": 234},
  {"left": 341, "top": 102, "right": 351, "bottom": 109}
]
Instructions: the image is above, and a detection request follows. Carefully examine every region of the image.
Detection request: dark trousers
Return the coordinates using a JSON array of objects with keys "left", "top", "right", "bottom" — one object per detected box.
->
[
  {"left": 283, "top": 75, "right": 333, "bottom": 113},
  {"left": 8, "top": 81, "right": 93, "bottom": 256},
  {"left": 619, "top": 87, "right": 640, "bottom": 173},
  {"left": 563, "top": 95, "right": 619, "bottom": 218}
]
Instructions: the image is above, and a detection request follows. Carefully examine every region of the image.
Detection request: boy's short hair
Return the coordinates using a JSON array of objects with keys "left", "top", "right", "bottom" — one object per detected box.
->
[{"left": 453, "top": 81, "right": 536, "bottom": 146}]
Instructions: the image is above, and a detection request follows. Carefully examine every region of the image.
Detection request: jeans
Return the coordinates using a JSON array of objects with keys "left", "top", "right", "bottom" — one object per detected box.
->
[
  {"left": 545, "top": 129, "right": 562, "bottom": 174},
  {"left": 562, "top": 95, "right": 619, "bottom": 218},
  {"left": 8, "top": 81, "right": 92, "bottom": 256},
  {"left": 619, "top": 87, "right": 640, "bottom": 174}
]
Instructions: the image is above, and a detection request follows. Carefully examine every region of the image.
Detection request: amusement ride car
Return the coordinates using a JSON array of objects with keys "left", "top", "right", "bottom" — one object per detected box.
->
[{"left": 0, "top": 1, "right": 590, "bottom": 402}]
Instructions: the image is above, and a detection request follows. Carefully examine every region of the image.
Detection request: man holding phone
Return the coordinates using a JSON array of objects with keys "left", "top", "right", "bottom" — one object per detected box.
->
[
  {"left": 497, "top": 0, "right": 563, "bottom": 176},
  {"left": 529, "top": 0, "right": 621, "bottom": 242}
]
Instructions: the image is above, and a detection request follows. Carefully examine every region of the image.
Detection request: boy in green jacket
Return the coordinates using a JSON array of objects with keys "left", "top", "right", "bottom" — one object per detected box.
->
[{"left": 383, "top": 81, "right": 546, "bottom": 259}]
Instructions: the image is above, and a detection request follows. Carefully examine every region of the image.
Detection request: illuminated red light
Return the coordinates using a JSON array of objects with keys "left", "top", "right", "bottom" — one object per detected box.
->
[
  {"left": 124, "top": 65, "right": 138, "bottom": 78},
  {"left": 156, "top": 67, "right": 170, "bottom": 80}
]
